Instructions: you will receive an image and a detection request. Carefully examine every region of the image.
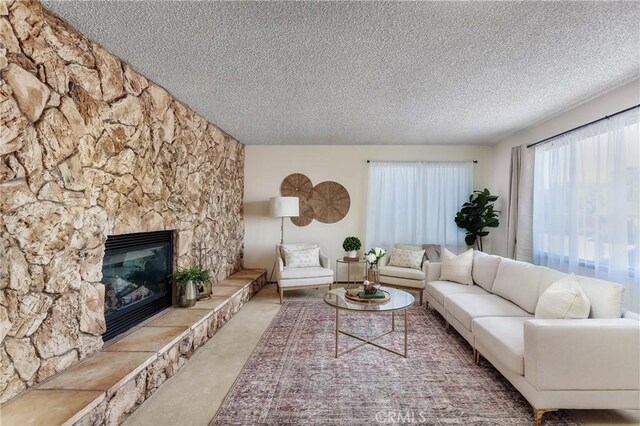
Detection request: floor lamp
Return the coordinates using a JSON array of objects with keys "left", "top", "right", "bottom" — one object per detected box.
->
[{"left": 269, "top": 196, "right": 299, "bottom": 283}]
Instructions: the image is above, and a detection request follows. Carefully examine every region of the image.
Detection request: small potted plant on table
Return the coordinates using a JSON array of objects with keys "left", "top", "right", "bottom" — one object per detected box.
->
[
  {"left": 342, "top": 236, "right": 362, "bottom": 260},
  {"left": 173, "top": 265, "right": 211, "bottom": 308}
]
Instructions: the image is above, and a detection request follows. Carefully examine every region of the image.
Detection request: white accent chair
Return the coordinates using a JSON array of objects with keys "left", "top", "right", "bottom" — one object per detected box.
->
[
  {"left": 276, "top": 243, "right": 334, "bottom": 304},
  {"left": 378, "top": 243, "right": 441, "bottom": 306}
]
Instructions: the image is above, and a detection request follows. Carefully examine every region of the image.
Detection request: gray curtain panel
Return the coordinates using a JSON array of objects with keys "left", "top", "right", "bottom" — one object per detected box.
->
[{"left": 506, "top": 145, "right": 534, "bottom": 261}]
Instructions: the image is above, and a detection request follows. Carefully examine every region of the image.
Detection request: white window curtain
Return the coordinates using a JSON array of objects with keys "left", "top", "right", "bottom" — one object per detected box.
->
[
  {"left": 365, "top": 161, "right": 473, "bottom": 252},
  {"left": 532, "top": 107, "right": 640, "bottom": 312}
]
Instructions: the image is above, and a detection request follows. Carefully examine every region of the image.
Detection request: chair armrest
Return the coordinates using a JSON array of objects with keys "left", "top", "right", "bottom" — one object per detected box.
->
[
  {"left": 275, "top": 257, "right": 284, "bottom": 280},
  {"left": 378, "top": 255, "right": 390, "bottom": 267},
  {"left": 425, "top": 262, "right": 441, "bottom": 282},
  {"left": 421, "top": 260, "right": 430, "bottom": 277},
  {"left": 319, "top": 251, "right": 330, "bottom": 269},
  {"left": 524, "top": 319, "right": 640, "bottom": 391}
]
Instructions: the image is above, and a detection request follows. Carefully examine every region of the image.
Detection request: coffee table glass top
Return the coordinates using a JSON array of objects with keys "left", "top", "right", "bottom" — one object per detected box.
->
[{"left": 324, "top": 286, "right": 414, "bottom": 312}]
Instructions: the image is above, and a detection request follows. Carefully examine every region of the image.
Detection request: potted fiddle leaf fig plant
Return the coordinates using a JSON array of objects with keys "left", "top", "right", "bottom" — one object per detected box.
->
[
  {"left": 342, "top": 236, "right": 362, "bottom": 258},
  {"left": 455, "top": 188, "right": 500, "bottom": 252},
  {"left": 173, "top": 265, "right": 211, "bottom": 308}
]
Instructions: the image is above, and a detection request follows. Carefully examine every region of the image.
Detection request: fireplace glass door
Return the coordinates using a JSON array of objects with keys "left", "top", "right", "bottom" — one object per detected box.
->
[{"left": 102, "top": 231, "right": 173, "bottom": 340}]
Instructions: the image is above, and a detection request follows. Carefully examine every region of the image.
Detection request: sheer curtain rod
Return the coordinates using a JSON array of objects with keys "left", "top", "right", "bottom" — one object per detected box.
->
[
  {"left": 526, "top": 104, "right": 639, "bottom": 149},
  {"left": 366, "top": 160, "right": 477, "bottom": 164}
]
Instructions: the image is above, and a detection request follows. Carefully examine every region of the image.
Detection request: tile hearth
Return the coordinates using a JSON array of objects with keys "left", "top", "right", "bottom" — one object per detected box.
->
[{"left": 0, "top": 269, "right": 266, "bottom": 426}]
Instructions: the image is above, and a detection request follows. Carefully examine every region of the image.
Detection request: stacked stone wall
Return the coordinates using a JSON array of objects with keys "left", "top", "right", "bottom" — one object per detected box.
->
[{"left": 0, "top": 0, "right": 244, "bottom": 402}]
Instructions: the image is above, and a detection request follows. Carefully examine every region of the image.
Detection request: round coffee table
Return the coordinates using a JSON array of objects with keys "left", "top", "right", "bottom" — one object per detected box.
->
[{"left": 323, "top": 286, "right": 415, "bottom": 358}]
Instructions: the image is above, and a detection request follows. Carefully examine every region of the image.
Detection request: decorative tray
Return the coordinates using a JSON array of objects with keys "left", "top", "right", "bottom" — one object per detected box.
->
[{"left": 345, "top": 289, "right": 390, "bottom": 304}]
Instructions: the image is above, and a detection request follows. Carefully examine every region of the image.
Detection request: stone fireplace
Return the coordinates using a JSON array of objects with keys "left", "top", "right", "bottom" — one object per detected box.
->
[
  {"left": 1, "top": 0, "right": 245, "bottom": 403},
  {"left": 102, "top": 231, "right": 173, "bottom": 340}
]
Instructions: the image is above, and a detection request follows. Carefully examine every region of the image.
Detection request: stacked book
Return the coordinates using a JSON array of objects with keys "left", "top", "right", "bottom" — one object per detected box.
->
[{"left": 357, "top": 290, "right": 385, "bottom": 299}]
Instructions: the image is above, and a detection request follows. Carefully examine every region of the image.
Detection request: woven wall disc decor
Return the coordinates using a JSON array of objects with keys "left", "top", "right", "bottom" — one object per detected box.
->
[
  {"left": 308, "top": 181, "right": 351, "bottom": 224},
  {"left": 280, "top": 173, "right": 313, "bottom": 199},
  {"left": 280, "top": 173, "right": 351, "bottom": 226},
  {"left": 291, "top": 198, "right": 314, "bottom": 227},
  {"left": 280, "top": 173, "right": 314, "bottom": 227}
]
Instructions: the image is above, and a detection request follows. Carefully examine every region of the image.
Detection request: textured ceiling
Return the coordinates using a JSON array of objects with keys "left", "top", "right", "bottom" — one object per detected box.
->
[{"left": 42, "top": 1, "right": 640, "bottom": 145}]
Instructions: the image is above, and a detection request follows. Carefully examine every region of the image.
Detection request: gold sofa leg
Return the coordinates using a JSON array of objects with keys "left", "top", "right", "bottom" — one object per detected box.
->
[
  {"left": 533, "top": 408, "right": 557, "bottom": 426},
  {"left": 473, "top": 349, "right": 481, "bottom": 365},
  {"left": 419, "top": 291, "right": 423, "bottom": 306},
  {"left": 279, "top": 287, "right": 284, "bottom": 305}
]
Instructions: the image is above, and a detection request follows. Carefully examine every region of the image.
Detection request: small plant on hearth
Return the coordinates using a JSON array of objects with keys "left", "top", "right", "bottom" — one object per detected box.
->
[
  {"left": 172, "top": 265, "right": 212, "bottom": 308},
  {"left": 172, "top": 265, "right": 212, "bottom": 289}
]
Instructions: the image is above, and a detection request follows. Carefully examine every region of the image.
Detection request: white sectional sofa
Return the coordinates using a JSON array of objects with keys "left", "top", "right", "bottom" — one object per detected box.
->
[{"left": 424, "top": 251, "right": 640, "bottom": 426}]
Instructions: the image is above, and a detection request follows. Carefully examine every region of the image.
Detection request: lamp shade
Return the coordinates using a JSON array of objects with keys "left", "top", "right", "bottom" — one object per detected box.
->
[{"left": 269, "top": 196, "right": 299, "bottom": 218}]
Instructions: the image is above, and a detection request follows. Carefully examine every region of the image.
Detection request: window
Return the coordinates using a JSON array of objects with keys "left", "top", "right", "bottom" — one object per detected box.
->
[
  {"left": 365, "top": 161, "right": 473, "bottom": 252},
  {"left": 532, "top": 107, "right": 640, "bottom": 311}
]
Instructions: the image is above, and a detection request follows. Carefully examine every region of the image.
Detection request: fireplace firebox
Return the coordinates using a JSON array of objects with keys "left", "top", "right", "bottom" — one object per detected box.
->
[{"left": 102, "top": 231, "right": 173, "bottom": 341}]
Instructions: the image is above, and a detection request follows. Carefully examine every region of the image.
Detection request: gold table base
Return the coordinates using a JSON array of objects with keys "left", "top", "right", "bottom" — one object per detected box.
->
[{"left": 334, "top": 308, "right": 409, "bottom": 358}]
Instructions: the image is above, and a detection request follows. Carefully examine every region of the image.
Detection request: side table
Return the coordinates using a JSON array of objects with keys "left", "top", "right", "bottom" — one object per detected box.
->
[{"left": 335, "top": 258, "right": 366, "bottom": 286}]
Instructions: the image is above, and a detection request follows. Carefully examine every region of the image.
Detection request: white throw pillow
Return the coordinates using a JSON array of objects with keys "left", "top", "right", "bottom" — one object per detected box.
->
[
  {"left": 283, "top": 247, "right": 321, "bottom": 268},
  {"left": 388, "top": 248, "right": 425, "bottom": 270},
  {"left": 471, "top": 251, "right": 502, "bottom": 292},
  {"left": 535, "top": 275, "right": 591, "bottom": 319},
  {"left": 439, "top": 248, "right": 474, "bottom": 285}
]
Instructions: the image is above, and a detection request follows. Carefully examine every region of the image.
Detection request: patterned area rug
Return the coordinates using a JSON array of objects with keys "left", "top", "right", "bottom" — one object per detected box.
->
[{"left": 211, "top": 301, "right": 577, "bottom": 425}]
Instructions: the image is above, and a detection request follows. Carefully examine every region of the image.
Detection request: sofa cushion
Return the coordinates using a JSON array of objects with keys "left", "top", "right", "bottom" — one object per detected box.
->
[
  {"left": 280, "top": 266, "right": 333, "bottom": 280},
  {"left": 492, "top": 258, "right": 544, "bottom": 314},
  {"left": 472, "top": 251, "right": 502, "bottom": 292},
  {"left": 388, "top": 247, "right": 425, "bottom": 270},
  {"left": 379, "top": 265, "right": 425, "bottom": 281},
  {"left": 574, "top": 275, "right": 624, "bottom": 319},
  {"left": 538, "top": 267, "right": 568, "bottom": 297},
  {"left": 440, "top": 248, "right": 474, "bottom": 285},
  {"left": 535, "top": 275, "right": 590, "bottom": 319},
  {"left": 426, "top": 281, "right": 488, "bottom": 306},
  {"left": 473, "top": 317, "right": 529, "bottom": 375},
  {"left": 283, "top": 247, "right": 320, "bottom": 268},
  {"left": 444, "top": 293, "right": 532, "bottom": 331}
]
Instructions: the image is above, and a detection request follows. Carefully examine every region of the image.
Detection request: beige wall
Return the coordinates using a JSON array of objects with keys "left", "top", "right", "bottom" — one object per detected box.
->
[
  {"left": 490, "top": 79, "right": 640, "bottom": 257},
  {"left": 243, "top": 145, "right": 494, "bottom": 280},
  {"left": 244, "top": 79, "right": 640, "bottom": 272}
]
